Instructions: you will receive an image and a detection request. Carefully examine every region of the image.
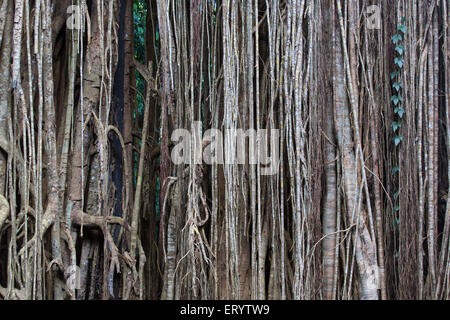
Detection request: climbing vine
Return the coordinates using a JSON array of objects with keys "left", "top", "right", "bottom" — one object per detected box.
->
[{"left": 391, "top": 17, "right": 406, "bottom": 221}]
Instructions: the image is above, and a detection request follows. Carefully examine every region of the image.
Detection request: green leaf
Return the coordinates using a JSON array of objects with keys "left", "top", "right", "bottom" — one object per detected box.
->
[
  {"left": 391, "top": 95, "right": 398, "bottom": 105},
  {"left": 392, "top": 121, "right": 401, "bottom": 132},
  {"left": 392, "top": 166, "right": 400, "bottom": 175},
  {"left": 398, "top": 25, "right": 407, "bottom": 34},
  {"left": 395, "top": 57, "right": 404, "bottom": 68},
  {"left": 394, "top": 205, "right": 400, "bottom": 213},
  {"left": 391, "top": 95, "right": 403, "bottom": 106},
  {"left": 392, "top": 34, "right": 402, "bottom": 44},
  {"left": 394, "top": 107, "right": 405, "bottom": 118},
  {"left": 393, "top": 81, "right": 403, "bottom": 92},
  {"left": 395, "top": 45, "right": 405, "bottom": 55},
  {"left": 390, "top": 71, "right": 399, "bottom": 80},
  {"left": 394, "top": 135, "right": 403, "bottom": 146},
  {"left": 394, "top": 191, "right": 400, "bottom": 200}
]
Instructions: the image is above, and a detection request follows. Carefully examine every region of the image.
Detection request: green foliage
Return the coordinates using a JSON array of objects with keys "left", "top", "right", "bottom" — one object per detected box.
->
[
  {"left": 390, "top": 18, "right": 407, "bottom": 217},
  {"left": 394, "top": 191, "right": 400, "bottom": 200},
  {"left": 394, "top": 135, "right": 403, "bottom": 146},
  {"left": 392, "top": 34, "right": 402, "bottom": 44},
  {"left": 394, "top": 107, "right": 405, "bottom": 118},
  {"left": 134, "top": 0, "right": 147, "bottom": 64},
  {"left": 392, "top": 81, "right": 403, "bottom": 92},
  {"left": 134, "top": 0, "right": 147, "bottom": 118},
  {"left": 390, "top": 71, "right": 399, "bottom": 80},
  {"left": 391, "top": 95, "right": 402, "bottom": 106},
  {"left": 394, "top": 57, "right": 404, "bottom": 68},
  {"left": 392, "top": 166, "right": 400, "bottom": 175},
  {"left": 391, "top": 20, "right": 406, "bottom": 142},
  {"left": 397, "top": 24, "right": 407, "bottom": 34},
  {"left": 395, "top": 45, "right": 405, "bottom": 55},
  {"left": 133, "top": 0, "right": 161, "bottom": 217},
  {"left": 392, "top": 121, "right": 401, "bottom": 132}
]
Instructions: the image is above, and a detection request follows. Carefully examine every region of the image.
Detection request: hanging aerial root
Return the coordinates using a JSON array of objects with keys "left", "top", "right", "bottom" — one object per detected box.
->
[{"left": 0, "top": 194, "right": 9, "bottom": 231}]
